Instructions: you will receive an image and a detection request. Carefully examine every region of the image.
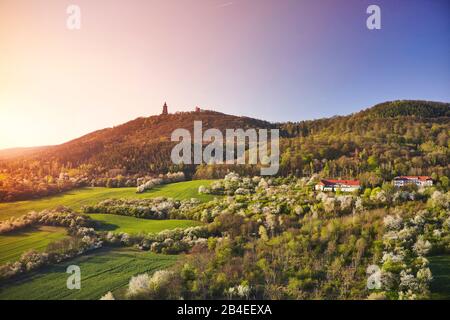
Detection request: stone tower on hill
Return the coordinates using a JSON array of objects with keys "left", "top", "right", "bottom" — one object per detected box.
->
[{"left": 162, "top": 102, "right": 168, "bottom": 115}]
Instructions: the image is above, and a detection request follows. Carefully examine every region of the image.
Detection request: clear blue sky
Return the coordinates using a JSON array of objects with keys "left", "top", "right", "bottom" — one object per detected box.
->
[
  {"left": 242, "top": 0, "right": 450, "bottom": 121},
  {"left": 0, "top": 0, "right": 449, "bottom": 149}
]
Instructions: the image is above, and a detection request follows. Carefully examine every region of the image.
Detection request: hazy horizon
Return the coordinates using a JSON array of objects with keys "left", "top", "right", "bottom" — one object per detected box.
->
[{"left": 1, "top": 0, "right": 449, "bottom": 149}]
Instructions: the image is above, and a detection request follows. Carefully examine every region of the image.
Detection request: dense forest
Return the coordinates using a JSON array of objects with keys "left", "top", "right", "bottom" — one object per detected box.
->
[{"left": 0, "top": 100, "right": 448, "bottom": 201}]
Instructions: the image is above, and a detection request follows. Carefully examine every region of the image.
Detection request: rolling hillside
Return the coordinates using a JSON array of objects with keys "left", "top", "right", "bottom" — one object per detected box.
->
[
  {"left": 0, "top": 180, "right": 216, "bottom": 221},
  {"left": 0, "top": 248, "right": 177, "bottom": 300},
  {"left": 0, "top": 100, "right": 448, "bottom": 201},
  {"left": 8, "top": 110, "right": 274, "bottom": 167},
  {"left": 3, "top": 100, "right": 447, "bottom": 171},
  {"left": 0, "top": 226, "right": 67, "bottom": 264}
]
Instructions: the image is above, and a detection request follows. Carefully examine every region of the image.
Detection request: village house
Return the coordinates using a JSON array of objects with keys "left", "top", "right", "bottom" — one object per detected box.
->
[
  {"left": 315, "top": 179, "right": 361, "bottom": 192},
  {"left": 393, "top": 176, "right": 433, "bottom": 187}
]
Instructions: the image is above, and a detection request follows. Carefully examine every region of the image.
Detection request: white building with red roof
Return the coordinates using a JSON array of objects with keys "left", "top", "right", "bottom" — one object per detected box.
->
[
  {"left": 315, "top": 179, "right": 361, "bottom": 192},
  {"left": 393, "top": 176, "right": 433, "bottom": 187}
]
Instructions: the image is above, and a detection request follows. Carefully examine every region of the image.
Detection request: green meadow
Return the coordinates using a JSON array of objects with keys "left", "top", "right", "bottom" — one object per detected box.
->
[
  {"left": 429, "top": 255, "right": 450, "bottom": 300},
  {"left": 0, "top": 226, "right": 67, "bottom": 265},
  {"left": 0, "top": 181, "right": 211, "bottom": 300},
  {"left": 0, "top": 248, "right": 177, "bottom": 300},
  {"left": 0, "top": 180, "right": 216, "bottom": 221},
  {"left": 89, "top": 214, "right": 202, "bottom": 234},
  {"left": 0, "top": 180, "right": 214, "bottom": 265}
]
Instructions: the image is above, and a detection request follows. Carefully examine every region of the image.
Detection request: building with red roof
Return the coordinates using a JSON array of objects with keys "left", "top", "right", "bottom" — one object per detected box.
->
[{"left": 315, "top": 179, "right": 360, "bottom": 192}]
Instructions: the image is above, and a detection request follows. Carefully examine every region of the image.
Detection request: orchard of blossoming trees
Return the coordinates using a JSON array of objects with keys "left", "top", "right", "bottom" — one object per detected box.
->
[
  {"left": 94, "top": 172, "right": 449, "bottom": 300},
  {"left": 0, "top": 170, "right": 448, "bottom": 299}
]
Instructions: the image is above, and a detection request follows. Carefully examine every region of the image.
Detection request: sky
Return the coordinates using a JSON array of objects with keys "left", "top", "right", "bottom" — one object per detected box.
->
[{"left": 0, "top": 0, "right": 449, "bottom": 149}]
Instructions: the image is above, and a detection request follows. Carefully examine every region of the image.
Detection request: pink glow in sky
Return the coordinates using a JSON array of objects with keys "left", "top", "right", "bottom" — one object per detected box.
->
[
  {"left": 1, "top": 0, "right": 449, "bottom": 149},
  {"left": 1, "top": 0, "right": 263, "bottom": 149}
]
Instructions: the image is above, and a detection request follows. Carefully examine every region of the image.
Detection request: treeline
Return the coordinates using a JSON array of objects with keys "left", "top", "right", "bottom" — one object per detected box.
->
[{"left": 359, "top": 100, "right": 450, "bottom": 119}]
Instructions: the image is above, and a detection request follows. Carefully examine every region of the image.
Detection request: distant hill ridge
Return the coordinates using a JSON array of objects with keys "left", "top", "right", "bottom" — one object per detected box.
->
[
  {"left": 0, "top": 100, "right": 448, "bottom": 163},
  {"left": 0, "top": 146, "right": 51, "bottom": 160},
  {"left": 358, "top": 100, "right": 450, "bottom": 118}
]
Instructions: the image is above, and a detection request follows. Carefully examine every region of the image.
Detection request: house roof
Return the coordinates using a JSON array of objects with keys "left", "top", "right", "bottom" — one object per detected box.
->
[
  {"left": 394, "top": 176, "right": 432, "bottom": 181},
  {"left": 318, "top": 179, "right": 360, "bottom": 186}
]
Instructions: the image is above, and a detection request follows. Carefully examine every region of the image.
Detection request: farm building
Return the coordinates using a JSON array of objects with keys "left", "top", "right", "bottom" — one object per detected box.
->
[
  {"left": 315, "top": 179, "right": 361, "bottom": 192},
  {"left": 393, "top": 176, "right": 433, "bottom": 187}
]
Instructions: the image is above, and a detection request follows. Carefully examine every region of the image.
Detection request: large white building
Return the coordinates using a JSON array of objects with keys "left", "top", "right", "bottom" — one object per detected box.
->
[{"left": 393, "top": 176, "right": 433, "bottom": 187}]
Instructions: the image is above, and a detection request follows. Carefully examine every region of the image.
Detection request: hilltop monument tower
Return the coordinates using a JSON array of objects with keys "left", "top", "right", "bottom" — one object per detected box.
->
[{"left": 162, "top": 102, "right": 168, "bottom": 115}]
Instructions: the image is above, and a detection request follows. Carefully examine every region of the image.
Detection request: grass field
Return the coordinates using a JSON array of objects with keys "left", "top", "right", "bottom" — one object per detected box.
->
[
  {"left": 89, "top": 214, "right": 202, "bottom": 234},
  {"left": 429, "top": 255, "right": 450, "bottom": 300},
  {"left": 0, "top": 247, "right": 177, "bottom": 300},
  {"left": 0, "top": 181, "right": 208, "bottom": 300},
  {"left": 0, "top": 180, "right": 216, "bottom": 221},
  {"left": 0, "top": 180, "right": 214, "bottom": 265},
  {"left": 0, "top": 216, "right": 196, "bottom": 265},
  {"left": 0, "top": 226, "right": 67, "bottom": 265}
]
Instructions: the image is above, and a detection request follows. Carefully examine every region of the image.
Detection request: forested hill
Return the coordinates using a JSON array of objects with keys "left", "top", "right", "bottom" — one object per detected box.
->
[
  {"left": 276, "top": 100, "right": 449, "bottom": 184},
  {"left": 280, "top": 100, "right": 449, "bottom": 138},
  {"left": 43, "top": 110, "right": 273, "bottom": 165},
  {"left": 0, "top": 110, "right": 275, "bottom": 176},
  {"left": 0, "top": 100, "right": 448, "bottom": 199},
  {"left": 56, "top": 109, "right": 273, "bottom": 148},
  {"left": 357, "top": 100, "right": 450, "bottom": 119}
]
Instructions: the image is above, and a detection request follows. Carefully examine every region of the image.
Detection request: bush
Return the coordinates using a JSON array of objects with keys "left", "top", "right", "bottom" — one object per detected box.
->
[{"left": 136, "top": 172, "right": 185, "bottom": 193}]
